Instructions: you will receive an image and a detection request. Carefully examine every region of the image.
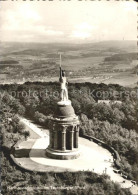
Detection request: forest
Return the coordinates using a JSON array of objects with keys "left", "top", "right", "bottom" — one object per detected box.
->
[{"left": 0, "top": 81, "right": 138, "bottom": 194}]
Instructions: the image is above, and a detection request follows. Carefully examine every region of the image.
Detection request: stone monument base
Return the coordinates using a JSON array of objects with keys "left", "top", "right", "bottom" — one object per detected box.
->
[
  {"left": 47, "top": 98, "right": 80, "bottom": 160},
  {"left": 46, "top": 148, "right": 80, "bottom": 160}
]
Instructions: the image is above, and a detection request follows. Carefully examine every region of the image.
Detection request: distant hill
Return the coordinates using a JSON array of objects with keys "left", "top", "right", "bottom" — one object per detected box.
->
[
  {"left": 0, "top": 40, "right": 137, "bottom": 55},
  {"left": 104, "top": 52, "right": 137, "bottom": 62},
  {"left": 0, "top": 40, "right": 137, "bottom": 86}
]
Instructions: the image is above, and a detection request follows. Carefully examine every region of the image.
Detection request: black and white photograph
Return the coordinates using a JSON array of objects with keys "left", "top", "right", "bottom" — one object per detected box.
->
[{"left": 0, "top": 0, "right": 138, "bottom": 194}]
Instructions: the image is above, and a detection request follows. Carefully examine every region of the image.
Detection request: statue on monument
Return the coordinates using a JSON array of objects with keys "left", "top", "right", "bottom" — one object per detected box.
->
[
  {"left": 59, "top": 67, "right": 68, "bottom": 101},
  {"left": 59, "top": 54, "right": 68, "bottom": 102}
]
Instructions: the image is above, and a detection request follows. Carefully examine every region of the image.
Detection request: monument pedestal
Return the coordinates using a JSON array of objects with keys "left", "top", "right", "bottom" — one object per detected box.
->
[
  {"left": 46, "top": 100, "right": 80, "bottom": 160},
  {"left": 46, "top": 148, "right": 80, "bottom": 160}
]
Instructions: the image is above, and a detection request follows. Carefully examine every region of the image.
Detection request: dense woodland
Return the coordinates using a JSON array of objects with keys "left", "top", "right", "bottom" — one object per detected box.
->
[
  {"left": 1, "top": 148, "right": 132, "bottom": 195},
  {"left": 0, "top": 82, "right": 138, "bottom": 194}
]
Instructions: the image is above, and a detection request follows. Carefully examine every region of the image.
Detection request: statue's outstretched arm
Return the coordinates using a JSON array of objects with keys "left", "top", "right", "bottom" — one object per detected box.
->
[{"left": 59, "top": 67, "right": 62, "bottom": 82}]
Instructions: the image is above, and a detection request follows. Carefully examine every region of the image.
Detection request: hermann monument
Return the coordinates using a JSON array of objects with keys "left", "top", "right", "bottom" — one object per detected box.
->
[{"left": 46, "top": 54, "right": 80, "bottom": 159}]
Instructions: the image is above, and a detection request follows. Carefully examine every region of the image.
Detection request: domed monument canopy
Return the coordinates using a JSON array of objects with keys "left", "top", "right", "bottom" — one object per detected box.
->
[{"left": 55, "top": 101, "right": 76, "bottom": 119}]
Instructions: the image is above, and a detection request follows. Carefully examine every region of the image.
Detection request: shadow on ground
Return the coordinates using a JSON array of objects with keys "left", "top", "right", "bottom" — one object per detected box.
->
[{"left": 12, "top": 148, "right": 47, "bottom": 158}]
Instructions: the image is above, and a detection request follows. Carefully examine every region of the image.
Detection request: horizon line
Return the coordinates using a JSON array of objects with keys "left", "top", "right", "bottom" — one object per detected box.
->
[{"left": 0, "top": 39, "right": 137, "bottom": 45}]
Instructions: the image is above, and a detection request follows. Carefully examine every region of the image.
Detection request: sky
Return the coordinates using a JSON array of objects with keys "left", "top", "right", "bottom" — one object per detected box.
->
[{"left": 0, "top": 0, "right": 137, "bottom": 43}]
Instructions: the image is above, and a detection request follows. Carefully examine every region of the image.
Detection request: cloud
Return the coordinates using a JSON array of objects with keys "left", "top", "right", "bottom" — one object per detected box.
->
[
  {"left": 70, "top": 22, "right": 98, "bottom": 39},
  {"left": 77, "top": 22, "right": 93, "bottom": 31},
  {"left": 71, "top": 31, "right": 91, "bottom": 39},
  {"left": 0, "top": 4, "right": 64, "bottom": 42},
  {"left": 44, "top": 30, "right": 64, "bottom": 36},
  {"left": 0, "top": 5, "right": 42, "bottom": 31},
  {"left": 18, "top": 4, "right": 42, "bottom": 22},
  {"left": 0, "top": 1, "right": 137, "bottom": 42}
]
